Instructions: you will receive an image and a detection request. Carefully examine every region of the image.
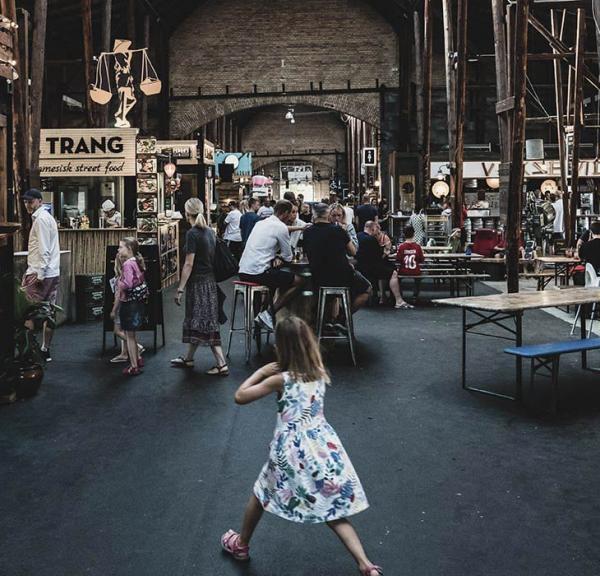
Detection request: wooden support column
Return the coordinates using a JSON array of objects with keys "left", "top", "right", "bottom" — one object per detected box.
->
[
  {"left": 101, "top": 0, "right": 112, "bottom": 128},
  {"left": 158, "top": 24, "right": 169, "bottom": 138},
  {"left": 29, "top": 0, "right": 47, "bottom": 187},
  {"left": 506, "top": 0, "right": 530, "bottom": 294},
  {"left": 569, "top": 8, "right": 586, "bottom": 248},
  {"left": 551, "top": 10, "right": 569, "bottom": 229},
  {"left": 81, "top": 0, "right": 95, "bottom": 127},
  {"left": 453, "top": 0, "right": 467, "bottom": 230},
  {"left": 442, "top": 0, "right": 457, "bottom": 161},
  {"left": 413, "top": 11, "right": 424, "bottom": 153},
  {"left": 422, "top": 0, "right": 433, "bottom": 205}
]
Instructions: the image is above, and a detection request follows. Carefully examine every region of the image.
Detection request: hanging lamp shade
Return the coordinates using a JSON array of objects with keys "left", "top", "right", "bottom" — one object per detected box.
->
[{"left": 164, "top": 162, "right": 176, "bottom": 178}]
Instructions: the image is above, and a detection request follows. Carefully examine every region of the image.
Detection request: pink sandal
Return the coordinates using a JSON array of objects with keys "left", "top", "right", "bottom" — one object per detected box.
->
[
  {"left": 221, "top": 529, "right": 250, "bottom": 561},
  {"left": 360, "top": 566, "right": 383, "bottom": 576}
]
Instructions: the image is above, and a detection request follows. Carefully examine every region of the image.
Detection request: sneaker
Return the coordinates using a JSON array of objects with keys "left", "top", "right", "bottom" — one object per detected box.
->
[
  {"left": 40, "top": 348, "right": 52, "bottom": 363},
  {"left": 221, "top": 529, "right": 250, "bottom": 561},
  {"left": 255, "top": 310, "right": 274, "bottom": 331}
]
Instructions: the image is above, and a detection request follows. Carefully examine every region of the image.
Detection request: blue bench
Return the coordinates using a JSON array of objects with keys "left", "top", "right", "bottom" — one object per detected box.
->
[{"left": 505, "top": 338, "right": 600, "bottom": 413}]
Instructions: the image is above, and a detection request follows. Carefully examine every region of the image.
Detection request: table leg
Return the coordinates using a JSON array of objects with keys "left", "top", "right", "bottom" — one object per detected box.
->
[
  {"left": 581, "top": 302, "right": 588, "bottom": 369},
  {"left": 461, "top": 308, "right": 467, "bottom": 390},
  {"left": 516, "top": 312, "right": 523, "bottom": 401}
]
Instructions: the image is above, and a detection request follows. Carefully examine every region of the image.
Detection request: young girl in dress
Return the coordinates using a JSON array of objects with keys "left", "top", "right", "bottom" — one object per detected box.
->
[
  {"left": 221, "top": 316, "right": 382, "bottom": 576},
  {"left": 110, "top": 251, "right": 144, "bottom": 363},
  {"left": 112, "top": 237, "right": 146, "bottom": 376}
]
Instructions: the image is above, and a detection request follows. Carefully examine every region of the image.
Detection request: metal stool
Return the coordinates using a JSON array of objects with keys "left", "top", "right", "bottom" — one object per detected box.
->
[
  {"left": 316, "top": 286, "right": 357, "bottom": 366},
  {"left": 226, "top": 281, "right": 272, "bottom": 362}
]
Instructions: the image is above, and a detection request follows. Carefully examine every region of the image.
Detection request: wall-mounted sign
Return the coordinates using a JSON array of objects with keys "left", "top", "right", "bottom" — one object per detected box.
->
[
  {"left": 156, "top": 140, "right": 198, "bottom": 164},
  {"left": 431, "top": 160, "right": 600, "bottom": 180},
  {"left": 203, "top": 140, "right": 215, "bottom": 165},
  {"left": 214, "top": 152, "right": 253, "bottom": 177},
  {"left": 39, "top": 128, "right": 138, "bottom": 177},
  {"left": 363, "top": 147, "right": 377, "bottom": 167}
]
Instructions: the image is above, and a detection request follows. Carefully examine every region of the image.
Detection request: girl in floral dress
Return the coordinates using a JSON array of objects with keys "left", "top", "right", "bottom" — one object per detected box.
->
[{"left": 221, "top": 316, "right": 382, "bottom": 576}]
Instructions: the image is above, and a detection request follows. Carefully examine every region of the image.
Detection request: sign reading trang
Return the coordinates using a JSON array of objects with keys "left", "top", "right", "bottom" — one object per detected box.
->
[{"left": 40, "top": 128, "right": 138, "bottom": 177}]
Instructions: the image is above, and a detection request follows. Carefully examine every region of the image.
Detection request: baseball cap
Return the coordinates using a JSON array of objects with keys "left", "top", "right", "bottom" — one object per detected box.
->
[{"left": 22, "top": 188, "right": 43, "bottom": 201}]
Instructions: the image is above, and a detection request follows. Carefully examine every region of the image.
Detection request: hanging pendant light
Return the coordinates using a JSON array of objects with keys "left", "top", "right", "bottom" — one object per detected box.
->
[{"left": 164, "top": 154, "right": 176, "bottom": 178}]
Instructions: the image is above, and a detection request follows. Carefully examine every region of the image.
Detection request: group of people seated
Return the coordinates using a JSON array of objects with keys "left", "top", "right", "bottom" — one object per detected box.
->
[{"left": 231, "top": 193, "right": 425, "bottom": 333}]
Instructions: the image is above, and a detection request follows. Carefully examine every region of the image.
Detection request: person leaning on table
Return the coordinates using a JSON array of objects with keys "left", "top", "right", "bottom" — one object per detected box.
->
[{"left": 579, "top": 221, "right": 600, "bottom": 273}]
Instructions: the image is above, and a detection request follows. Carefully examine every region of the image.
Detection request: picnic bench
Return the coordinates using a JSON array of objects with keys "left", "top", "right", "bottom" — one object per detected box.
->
[
  {"left": 433, "top": 288, "right": 600, "bottom": 405},
  {"left": 519, "top": 271, "right": 566, "bottom": 291},
  {"left": 505, "top": 338, "right": 600, "bottom": 413},
  {"left": 398, "top": 273, "right": 490, "bottom": 297}
]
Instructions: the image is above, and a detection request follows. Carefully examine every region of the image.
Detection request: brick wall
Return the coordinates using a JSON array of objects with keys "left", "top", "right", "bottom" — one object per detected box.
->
[{"left": 169, "top": 0, "right": 399, "bottom": 136}]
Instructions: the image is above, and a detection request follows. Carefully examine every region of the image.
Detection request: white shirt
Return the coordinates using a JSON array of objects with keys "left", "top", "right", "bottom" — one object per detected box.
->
[
  {"left": 223, "top": 209, "right": 242, "bottom": 242},
  {"left": 105, "top": 210, "right": 122, "bottom": 228},
  {"left": 26, "top": 206, "right": 60, "bottom": 279},
  {"left": 239, "top": 215, "right": 293, "bottom": 275},
  {"left": 343, "top": 206, "right": 354, "bottom": 226},
  {"left": 552, "top": 199, "right": 564, "bottom": 234},
  {"left": 290, "top": 217, "right": 308, "bottom": 249},
  {"left": 257, "top": 205, "right": 274, "bottom": 220}
]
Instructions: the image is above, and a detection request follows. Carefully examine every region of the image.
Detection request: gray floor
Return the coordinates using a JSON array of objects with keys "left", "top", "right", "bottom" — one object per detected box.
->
[{"left": 2, "top": 282, "right": 600, "bottom": 576}]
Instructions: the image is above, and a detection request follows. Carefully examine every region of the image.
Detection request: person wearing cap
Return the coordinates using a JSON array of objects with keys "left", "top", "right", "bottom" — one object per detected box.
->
[
  {"left": 21, "top": 188, "right": 60, "bottom": 362},
  {"left": 101, "top": 199, "right": 122, "bottom": 228}
]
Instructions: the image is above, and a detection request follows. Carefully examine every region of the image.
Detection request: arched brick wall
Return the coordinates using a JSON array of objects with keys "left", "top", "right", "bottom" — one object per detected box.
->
[{"left": 168, "top": 0, "right": 398, "bottom": 137}]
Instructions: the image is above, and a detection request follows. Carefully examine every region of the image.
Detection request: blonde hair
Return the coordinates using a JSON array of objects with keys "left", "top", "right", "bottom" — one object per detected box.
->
[
  {"left": 275, "top": 316, "right": 330, "bottom": 383},
  {"left": 114, "top": 251, "right": 126, "bottom": 278},
  {"left": 329, "top": 202, "right": 347, "bottom": 224},
  {"left": 120, "top": 237, "right": 146, "bottom": 272},
  {"left": 185, "top": 197, "right": 207, "bottom": 228},
  {"left": 239, "top": 199, "right": 249, "bottom": 214}
]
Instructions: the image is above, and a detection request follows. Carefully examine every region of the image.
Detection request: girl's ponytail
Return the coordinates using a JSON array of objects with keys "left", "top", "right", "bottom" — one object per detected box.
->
[
  {"left": 185, "top": 197, "right": 207, "bottom": 229},
  {"left": 122, "top": 236, "right": 146, "bottom": 271}
]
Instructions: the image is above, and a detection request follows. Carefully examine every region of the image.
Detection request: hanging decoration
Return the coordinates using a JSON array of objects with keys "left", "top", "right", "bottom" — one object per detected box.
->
[{"left": 90, "top": 39, "right": 162, "bottom": 128}]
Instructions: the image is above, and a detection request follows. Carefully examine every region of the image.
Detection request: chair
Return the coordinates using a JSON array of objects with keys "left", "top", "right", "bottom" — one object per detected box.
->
[
  {"left": 315, "top": 287, "right": 357, "bottom": 366},
  {"left": 226, "top": 281, "right": 272, "bottom": 362},
  {"left": 570, "top": 263, "right": 600, "bottom": 336}
]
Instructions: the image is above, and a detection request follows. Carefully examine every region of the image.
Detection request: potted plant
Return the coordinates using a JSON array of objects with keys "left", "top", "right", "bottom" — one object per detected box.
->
[{"left": 1, "top": 278, "right": 61, "bottom": 401}]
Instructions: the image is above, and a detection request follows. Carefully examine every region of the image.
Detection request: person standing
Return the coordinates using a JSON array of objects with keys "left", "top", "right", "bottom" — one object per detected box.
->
[
  {"left": 240, "top": 197, "right": 260, "bottom": 245},
  {"left": 171, "top": 198, "right": 228, "bottom": 375},
  {"left": 408, "top": 209, "right": 426, "bottom": 246},
  {"left": 342, "top": 197, "right": 355, "bottom": 228},
  {"left": 355, "top": 194, "right": 378, "bottom": 232},
  {"left": 21, "top": 189, "right": 60, "bottom": 362},
  {"left": 101, "top": 199, "right": 122, "bottom": 228},
  {"left": 551, "top": 192, "right": 565, "bottom": 240},
  {"left": 221, "top": 316, "right": 381, "bottom": 576},
  {"left": 223, "top": 200, "right": 243, "bottom": 260},
  {"left": 257, "top": 197, "right": 274, "bottom": 220}
]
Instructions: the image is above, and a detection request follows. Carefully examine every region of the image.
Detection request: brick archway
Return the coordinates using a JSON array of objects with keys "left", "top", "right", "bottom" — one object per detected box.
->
[{"left": 169, "top": 92, "right": 380, "bottom": 138}]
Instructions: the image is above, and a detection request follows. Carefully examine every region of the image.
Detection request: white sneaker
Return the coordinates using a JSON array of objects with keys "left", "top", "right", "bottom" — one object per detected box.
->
[{"left": 256, "top": 310, "right": 274, "bottom": 331}]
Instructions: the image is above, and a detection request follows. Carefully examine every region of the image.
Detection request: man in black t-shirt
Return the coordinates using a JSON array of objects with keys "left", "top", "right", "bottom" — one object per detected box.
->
[
  {"left": 303, "top": 203, "right": 371, "bottom": 312},
  {"left": 579, "top": 221, "right": 600, "bottom": 272},
  {"left": 355, "top": 193, "right": 379, "bottom": 232}
]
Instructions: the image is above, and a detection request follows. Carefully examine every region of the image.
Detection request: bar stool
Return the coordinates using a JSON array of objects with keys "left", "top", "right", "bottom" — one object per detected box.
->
[
  {"left": 226, "top": 281, "right": 272, "bottom": 362},
  {"left": 315, "top": 286, "right": 357, "bottom": 366}
]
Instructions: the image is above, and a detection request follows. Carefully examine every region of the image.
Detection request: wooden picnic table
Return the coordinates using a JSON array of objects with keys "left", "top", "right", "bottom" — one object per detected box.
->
[
  {"left": 433, "top": 288, "right": 600, "bottom": 402},
  {"left": 535, "top": 256, "right": 580, "bottom": 287},
  {"left": 422, "top": 245, "right": 452, "bottom": 253}
]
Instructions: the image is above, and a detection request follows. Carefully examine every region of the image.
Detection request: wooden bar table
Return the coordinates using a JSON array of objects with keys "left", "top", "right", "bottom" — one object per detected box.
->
[
  {"left": 422, "top": 245, "right": 452, "bottom": 253},
  {"left": 425, "top": 253, "right": 483, "bottom": 273},
  {"left": 433, "top": 288, "right": 600, "bottom": 402},
  {"left": 535, "top": 256, "right": 580, "bottom": 287}
]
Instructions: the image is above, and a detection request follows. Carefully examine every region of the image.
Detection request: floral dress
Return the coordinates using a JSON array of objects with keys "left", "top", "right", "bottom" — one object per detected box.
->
[{"left": 253, "top": 372, "right": 369, "bottom": 524}]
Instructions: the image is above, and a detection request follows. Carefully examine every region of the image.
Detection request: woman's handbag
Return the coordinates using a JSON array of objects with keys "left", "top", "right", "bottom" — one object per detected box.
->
[
  {"left": 214, "top": 238, "right": 238, "bottom": 283},
  {"left": 128, "top": 281, "right": 149, "bottom": 303}
]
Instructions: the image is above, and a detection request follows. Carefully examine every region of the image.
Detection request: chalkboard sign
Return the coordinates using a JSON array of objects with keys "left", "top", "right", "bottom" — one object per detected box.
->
[{"left": 102, "top": 244, "right": 165, "bottom": 352}]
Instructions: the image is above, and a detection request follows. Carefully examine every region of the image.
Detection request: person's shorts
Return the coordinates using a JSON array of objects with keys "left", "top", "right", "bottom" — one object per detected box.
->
[
  {"left": 350, "top": 270, "right": 372, "bottom": 301},
  {"left": 22, "top": 274, "right": 60, "bottom": 304},
  {"left": 239, "top": 269, "right": 295, "bottom": 290},
  {"left": 119, "top": 301, "right": 145, "bottom": 331}
]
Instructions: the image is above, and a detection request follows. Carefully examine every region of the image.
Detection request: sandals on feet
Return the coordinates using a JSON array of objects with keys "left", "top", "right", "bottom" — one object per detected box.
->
[
  {"left": 205, "top": 364, "right": 229, "bottom": 376},
  {"left": 122, "top": 365, "right": 142, "bottom": 376},
  {"left": 221, "top": 529, "right": 249, "bottom": 561},
  {"left": 360, "top": 565, "right": 383, "bottom": 576},
  {"left": 171, "top": 356, "right": 194, "bottom": 368},
  {"left": 110, "top": 354, "right": 129, "bottom": 363},
  {"left": 395, "top": 302, "right": 414, "bottom": 310}
]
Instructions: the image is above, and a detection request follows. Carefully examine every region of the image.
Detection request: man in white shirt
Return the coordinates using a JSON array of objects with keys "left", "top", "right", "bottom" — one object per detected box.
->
[
  {"left": 223, "top": 200, "right": 243, "bottom": 259},
  {"left": 551, "top": 192, "right": 565, "bottom": 239},
  {"left": 238, "top": 199, "right": 303, "bottom": 329},
  {"left": 342, "top": 198, "right": 355, "bottom": 228},
  {"left": 22, "top": 189, "right": 60, "bottom": 362},
  {"left": 101, "top": 199, "right": 122, "bottom": 228}
]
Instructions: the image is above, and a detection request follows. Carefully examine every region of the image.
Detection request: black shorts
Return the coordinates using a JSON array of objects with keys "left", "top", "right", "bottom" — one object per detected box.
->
[
  {"left": 239, "top": 268, "right": 295, "bottom": 290},
  {"left": 350, "top": 270, "right": 372, "bottom": 301}
]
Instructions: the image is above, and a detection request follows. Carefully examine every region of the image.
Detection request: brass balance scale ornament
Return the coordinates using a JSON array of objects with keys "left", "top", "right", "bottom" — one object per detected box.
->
[{"left": 90, "top": 39, "right": 161, "bottom": 128}]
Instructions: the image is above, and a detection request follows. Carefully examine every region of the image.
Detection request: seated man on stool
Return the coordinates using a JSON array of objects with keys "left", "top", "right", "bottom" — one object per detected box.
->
[
  {"left": 303, "top": 203, "right": 371, "bottom": 330},
  {"left": 579, "top": 221, "right": 600, "bottom": 272},
  {"left": 357, "top": 220, "right": 409, "bottom": 308},
  {"left": 238, "top": 199, "right": 303, "bottom": 330}
]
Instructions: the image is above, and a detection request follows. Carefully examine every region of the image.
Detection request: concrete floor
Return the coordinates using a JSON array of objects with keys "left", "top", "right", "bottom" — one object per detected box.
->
[{"left": 1, "top": 282, "right": 600, "bottom": 576}]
